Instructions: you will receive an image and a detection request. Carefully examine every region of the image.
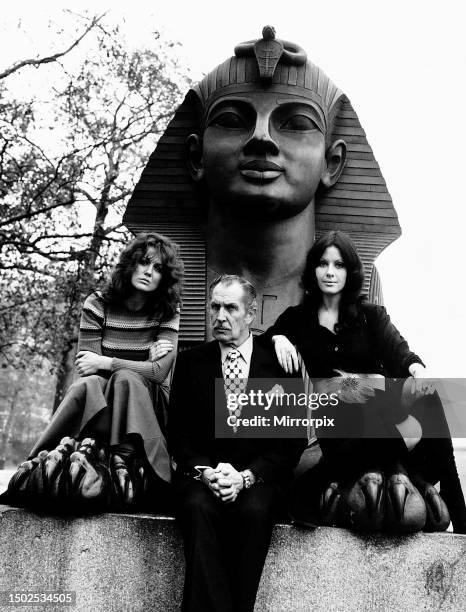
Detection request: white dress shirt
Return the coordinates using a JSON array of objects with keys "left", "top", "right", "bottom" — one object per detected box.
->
[{"left": 220, "top": 333, "right": 253, "bottom": 381}]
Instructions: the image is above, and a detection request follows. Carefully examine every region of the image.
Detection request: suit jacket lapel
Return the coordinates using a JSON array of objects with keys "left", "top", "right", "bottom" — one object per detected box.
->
[
  {"left": 245, "top": 337, "right": 264, "bottom": 394},
  {"left": 192, "top": 341, "right": 223, "bottom": 409},
  {"left": 205, "top": 340, "right": 222, "bottom": 380},
  {"left": 248, "top": 337, "right": 268, "bottom": 380}
]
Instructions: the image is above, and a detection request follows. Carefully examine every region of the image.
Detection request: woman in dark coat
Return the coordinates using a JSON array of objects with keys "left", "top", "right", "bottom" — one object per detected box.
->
[
  {"left": 262, "top": 230, "right": 466, "bottom": 533},
  {"left": 7, "top": 232, "right": 183, "bottom": 512}
]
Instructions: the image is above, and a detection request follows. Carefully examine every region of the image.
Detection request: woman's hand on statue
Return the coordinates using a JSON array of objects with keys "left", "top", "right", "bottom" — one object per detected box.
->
[
  {"left": 75, "top": 351, "right": 112, "bottom": 376},
  {"left": 149, "top": 339, "right": 174, "bottom": 361},
  {"left": 408, "top": 363, "right": 435, "bottom": 395},
  {"left": 272, "top": 335, "right": 299, "bottom": 373}
]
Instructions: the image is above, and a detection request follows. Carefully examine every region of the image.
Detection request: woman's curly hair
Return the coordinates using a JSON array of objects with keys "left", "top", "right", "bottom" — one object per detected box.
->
[
  {"left": 101, "top": 232, "right": 183, "bottom": 321},
  {"left": 301, "top": 230, "right": 365, "bottom": 329}
]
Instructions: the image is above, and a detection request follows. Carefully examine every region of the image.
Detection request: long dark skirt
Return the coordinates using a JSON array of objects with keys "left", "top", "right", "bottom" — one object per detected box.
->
[{"left": 29, "top": 369, "right": 171, "bottom": 483}]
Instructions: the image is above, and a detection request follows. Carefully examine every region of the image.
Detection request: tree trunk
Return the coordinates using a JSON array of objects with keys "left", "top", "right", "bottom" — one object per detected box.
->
[
  {"left": 52, "top": 336, "right": 78, "bottom": 414},
  {"left": 51, "top": 190, "right": 110, "bottom": 413},
  {"left": 0, "top": 387, "right": 19, "bottom": 469}
]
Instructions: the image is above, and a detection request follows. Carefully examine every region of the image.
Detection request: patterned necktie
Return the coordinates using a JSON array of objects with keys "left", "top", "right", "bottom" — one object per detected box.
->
[{"left": 224, "top": 348, "right": 246, "bottom": 433}]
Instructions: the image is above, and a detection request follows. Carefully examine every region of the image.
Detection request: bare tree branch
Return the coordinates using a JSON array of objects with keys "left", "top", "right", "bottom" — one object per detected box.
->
[
  {"left": 0, "top": 264, "right": 59, "bottom": 277},
  {"left": 0, "top": 239, "right": 76, "bottom": 261},
  {"left": 0, "top": 197, "right": 75, "bottom": 228},
  {"left": 0, "top": 297, "right": 45, "bottom": 314},
  {"left": 0, "top": 13, "right": 106, "bottom": 80},
  {"left": 75, "top": 187, "right": 98, "bottom": 207},
  {"left": 27, "top": 229, "right": 127, "bottom": 243}
]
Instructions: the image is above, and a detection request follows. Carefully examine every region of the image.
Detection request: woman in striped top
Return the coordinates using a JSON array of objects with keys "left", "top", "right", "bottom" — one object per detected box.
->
[{"left": 10, "top": 233, "right": 183, "bottom": 511}]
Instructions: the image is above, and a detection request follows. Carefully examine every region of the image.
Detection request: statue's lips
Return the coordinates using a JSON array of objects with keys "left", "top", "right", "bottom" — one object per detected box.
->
[{"left": 240, "top": 160, "right": 283, "bottom": 181}]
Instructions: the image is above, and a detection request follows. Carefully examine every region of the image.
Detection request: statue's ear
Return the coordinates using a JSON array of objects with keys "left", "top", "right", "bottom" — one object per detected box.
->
[
  {"left": 246, "top": 301, "right": 257, "bottom": 325},
  {"left": 186, "top": 134, "right": 205, "bottom": 182},
  {"left": 321, "top": 139, "right": 347, "bottom": 188}
]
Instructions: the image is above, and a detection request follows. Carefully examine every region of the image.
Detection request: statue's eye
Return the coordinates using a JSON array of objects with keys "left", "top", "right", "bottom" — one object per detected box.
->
[
  {"left": 281, "top": 115, "right": 317, "bottom": 131},
  {"left": 210, "top": 112, "right": 246, "bottom": 129}
]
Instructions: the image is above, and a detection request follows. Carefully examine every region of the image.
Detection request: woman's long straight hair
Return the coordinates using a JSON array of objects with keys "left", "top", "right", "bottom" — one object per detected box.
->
[{"left": 301, "top": 230, "right": 365, "bottom": 329}]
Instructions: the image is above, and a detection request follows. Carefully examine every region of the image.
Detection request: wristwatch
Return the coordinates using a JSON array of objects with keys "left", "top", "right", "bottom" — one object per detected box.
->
[{"left": 241, "top": 469, "right": 255, "bottom": 489}]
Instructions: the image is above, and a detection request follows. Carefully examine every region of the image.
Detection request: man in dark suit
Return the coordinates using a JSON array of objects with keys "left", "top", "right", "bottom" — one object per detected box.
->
[{"left": 168, "top": 274, "right": 305, "bottom": 612}]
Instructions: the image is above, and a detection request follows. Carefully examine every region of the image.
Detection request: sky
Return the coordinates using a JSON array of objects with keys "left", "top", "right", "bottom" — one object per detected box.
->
[{"left": 2, "top": 0, "right": 466, "bottom": 376}]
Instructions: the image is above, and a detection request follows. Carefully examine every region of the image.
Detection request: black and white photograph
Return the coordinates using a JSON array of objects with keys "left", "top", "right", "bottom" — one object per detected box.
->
[{"left": 1, "top": 1, "right": 465, "bottom": 610}]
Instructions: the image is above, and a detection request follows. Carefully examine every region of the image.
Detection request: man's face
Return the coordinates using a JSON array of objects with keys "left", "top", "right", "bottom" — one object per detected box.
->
[
  {"left": 199, "top": 90, "right": 327, "bottom": 220},
  {"left": 210, "top": 281, "right": 255, "bottom": 346}
]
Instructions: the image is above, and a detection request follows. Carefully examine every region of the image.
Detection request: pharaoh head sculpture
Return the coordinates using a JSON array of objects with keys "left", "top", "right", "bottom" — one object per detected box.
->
[
  {"left": 124, "top": 27, "right": 400, "bottom": 342},
  {"left": 186, "top": 26, "right": 347, "bottom": 221}
]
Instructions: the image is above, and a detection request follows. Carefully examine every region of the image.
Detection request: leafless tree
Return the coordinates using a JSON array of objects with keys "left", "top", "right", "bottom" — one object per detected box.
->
[{"left": 0, "top": 16, "right": 189, "bottom": 412}]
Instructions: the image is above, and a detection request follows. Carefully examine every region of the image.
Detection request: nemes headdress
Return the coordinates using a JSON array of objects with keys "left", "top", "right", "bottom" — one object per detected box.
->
[
  {"left": 194, "top": 25, "right": 342, "bottom": 136},
  {"left": 124, "top": 27, "right": 401, "bottom": 343}
]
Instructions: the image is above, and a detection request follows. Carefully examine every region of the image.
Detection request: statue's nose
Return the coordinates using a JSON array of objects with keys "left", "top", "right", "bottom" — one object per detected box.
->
[{"left": 243, "top": 116, "right": 279, "bottom": 155}]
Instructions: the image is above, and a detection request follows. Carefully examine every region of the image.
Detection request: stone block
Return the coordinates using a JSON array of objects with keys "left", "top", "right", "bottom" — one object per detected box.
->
[{"left": 1, "top": 505, "right": 466, "bottom": 611}]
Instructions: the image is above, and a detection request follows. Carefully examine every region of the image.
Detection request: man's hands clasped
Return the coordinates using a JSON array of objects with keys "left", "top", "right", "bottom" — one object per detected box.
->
[{"left": 202, "top": 463, "right": 244, "bottom": 504}]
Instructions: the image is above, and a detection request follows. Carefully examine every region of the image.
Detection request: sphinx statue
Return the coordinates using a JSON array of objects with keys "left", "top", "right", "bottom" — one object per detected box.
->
[{"left": 124, "top": 26, "right": 400, "bottom": 342}]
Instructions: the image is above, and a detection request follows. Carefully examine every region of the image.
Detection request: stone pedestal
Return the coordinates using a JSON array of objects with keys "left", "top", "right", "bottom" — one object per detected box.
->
[{"left": 1, "top": 505, "right": 465, "bottom": 611}]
